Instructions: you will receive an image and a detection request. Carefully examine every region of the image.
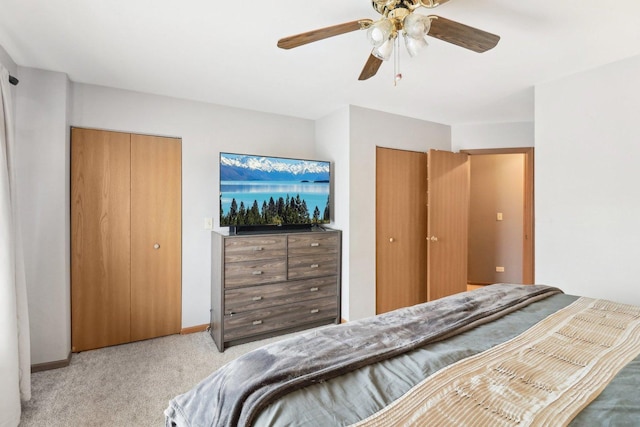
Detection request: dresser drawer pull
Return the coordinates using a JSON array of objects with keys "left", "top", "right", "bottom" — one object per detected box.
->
[
  {"left": 252, "top": 296, "right": 263, "bottom": 301},
  {"left": 252, "top": 320, "right": 263, "bottom": 326},
  {"left": 309, "top": 287, "right": 319, "bottom": 292},
  {"left": 253, "top": 247, "right": 264, "bottom": 251},
  {"left": 252, "top": 270, "right": 263, "bottom": 275},
  {"left": 310, "top": 242, "right": 320, "bottom": 247},
  {"left": 310, "top": 309, "right": 320, "bottom": 314},
  {"left": 310, "top": 264, "right": 319, "bottom": 269}
]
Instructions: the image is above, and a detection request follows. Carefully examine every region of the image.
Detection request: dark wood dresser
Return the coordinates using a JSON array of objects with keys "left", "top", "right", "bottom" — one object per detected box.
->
[{"left": 210, "top": 229, "right": 341, "bottom": 351}]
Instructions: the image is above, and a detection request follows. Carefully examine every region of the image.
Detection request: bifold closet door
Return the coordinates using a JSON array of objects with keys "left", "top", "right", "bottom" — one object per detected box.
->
[
  {"left": 130, "top": 134, "right": 182, "bottom": 341},
  {"left": 72, "top": 128, "right": 181, "bottom": 352},
  {"left": 71, "top": 129, "right": 132, "bottom": 352}
]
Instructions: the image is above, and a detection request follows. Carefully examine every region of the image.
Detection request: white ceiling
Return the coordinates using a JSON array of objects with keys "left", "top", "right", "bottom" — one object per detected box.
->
[{"left": 1, "top": 0, "right": 640, "bottom": 125}]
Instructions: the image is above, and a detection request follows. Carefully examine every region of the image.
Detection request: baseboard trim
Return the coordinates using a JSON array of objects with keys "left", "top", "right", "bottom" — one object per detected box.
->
[
  {"left": 31, "top": 351, "right": 72, "bottom": 373},
  {"left": 180, "top": 324, "right": 209, "bottom": 335}
]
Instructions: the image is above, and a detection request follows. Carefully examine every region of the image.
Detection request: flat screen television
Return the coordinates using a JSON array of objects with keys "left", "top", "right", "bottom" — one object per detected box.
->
[{"left": 219, "top": 152, "right": 331, "bottom": 233}]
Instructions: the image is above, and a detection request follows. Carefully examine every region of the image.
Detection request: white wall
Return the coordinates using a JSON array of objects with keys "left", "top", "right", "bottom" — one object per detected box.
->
[
  {"left": 535, "top": 54, "right": 640, "bottom": 304},
  {"left": 315, "top": 106, "right": 350, "bottom": 318},
  {"left": 15, "top": 67, "right": 72, "bottom": 364},
  {"left": 348, "top": 106, "right": 450, "bottom": 320},
  {"left": 451, "top": 122, "right": 534, "bottom": 152}
]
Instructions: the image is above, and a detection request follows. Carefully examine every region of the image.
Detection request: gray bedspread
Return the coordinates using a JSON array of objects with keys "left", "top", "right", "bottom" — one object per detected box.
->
[{"left": 165, "top": 284, "right": 561, "bottom": 427}]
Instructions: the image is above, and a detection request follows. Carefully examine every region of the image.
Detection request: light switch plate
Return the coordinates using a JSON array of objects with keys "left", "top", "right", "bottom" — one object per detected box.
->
[{"left": 204, "top": 217, "right": 213, "bottom": 230}]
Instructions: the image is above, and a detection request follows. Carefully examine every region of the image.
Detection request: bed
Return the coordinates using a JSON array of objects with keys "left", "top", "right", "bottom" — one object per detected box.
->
[{"left": 165, "top": 284, "right": 640, "bottom": 426}]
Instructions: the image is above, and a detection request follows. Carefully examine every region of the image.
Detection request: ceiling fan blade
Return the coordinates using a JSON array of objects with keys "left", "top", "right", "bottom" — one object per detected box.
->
[
  {"left": 278, "top": 19, "right": 373, "bottom": 49},
  {"left": 358, "top": 54, "right": 383, "bottom": 81},
  {"left": 427, "top": 16, "right": 500, "bottom": 53}
]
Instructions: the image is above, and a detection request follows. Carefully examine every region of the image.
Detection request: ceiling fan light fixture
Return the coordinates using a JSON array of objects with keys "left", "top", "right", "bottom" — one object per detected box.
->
[
  {"left": 403, "top": 13, "right": 431, "bottom": 39},
  {"left": 277, "top": 1, "right": 500, "bottom": 82},
  {"left": 367, "top": 19, "right": 394, "bottom": 47},
  {"left": 372, "top": 37, "right": 394, "bottom": 61},
  {"left": 404, "top": 34, "right": 428, "bottom": 57}
]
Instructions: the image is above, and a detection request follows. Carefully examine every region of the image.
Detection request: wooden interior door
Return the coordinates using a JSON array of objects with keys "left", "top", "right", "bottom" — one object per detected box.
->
[
  {"left": 130, "top": 134, "right": 182, "bottom": 341},
  {"left": 376, "top": 147, "right": 428, "bottom": 314},
  {"left": 427, "top": 149, "right": 469, "bottom": 301},
  {"left": 71, "top": 128, "right": 132, "bottom": 352}
]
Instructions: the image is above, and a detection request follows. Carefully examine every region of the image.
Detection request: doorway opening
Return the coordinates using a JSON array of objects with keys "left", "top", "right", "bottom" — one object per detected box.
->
[{"left": 462, "top": 148, "right": 534, "bottom": 288}]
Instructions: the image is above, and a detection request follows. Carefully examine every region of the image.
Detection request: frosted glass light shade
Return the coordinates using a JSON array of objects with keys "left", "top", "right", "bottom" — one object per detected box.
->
[
  {"left": 372, "top": 38, "right": 394, "bottom": 61},
  {"left": 404, "top": 35, "right": 428, "bottom": 57},
  {"left": 367, "top": 19, "right": 394, "bottom": 47},
  {"left": 403, "top": 14, "right": 431, "bottom": 39}
]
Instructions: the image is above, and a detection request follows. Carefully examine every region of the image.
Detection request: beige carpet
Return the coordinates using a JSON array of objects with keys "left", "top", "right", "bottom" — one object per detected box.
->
[{"left": 20, "top": 330, "right": 311, "bottom": 426}]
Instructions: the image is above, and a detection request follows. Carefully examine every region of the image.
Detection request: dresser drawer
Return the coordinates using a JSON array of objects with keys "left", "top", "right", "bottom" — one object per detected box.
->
[
  {"left": 224, "top": 236, "right": 286, "bottom": 263},
  {"left": 288, "top": 233, "right": 339, "bottom": 257},
  {"left": 224, "top": 259, "right": 286, "bottom": 288},
  {"left": 288, "top": 253, "right": 338, "bottom": 279},
  {"left": 224, "top": 276, "right": 338, "bottom": 315},
  {"left": 224, "top": 296, "right": 338, "bottom": 341}
]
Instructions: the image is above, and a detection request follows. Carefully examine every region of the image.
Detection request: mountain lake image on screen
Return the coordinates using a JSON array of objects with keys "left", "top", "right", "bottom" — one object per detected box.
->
[{"left": 219, "top": 153, "right": 331, "bottom": 227}]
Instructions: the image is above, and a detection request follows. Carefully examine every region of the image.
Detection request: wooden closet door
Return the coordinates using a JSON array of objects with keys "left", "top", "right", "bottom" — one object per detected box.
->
[
  {"left": 376, "top": 147, "right": 428, "bottom": 314},
  {"left": 427, "top": 149, "right": 469, "bottom": 301},
  {"left": 71, "top": 128, "right": 131, "bottom": 352},
  {"left": 130, "top": 134, "right": 182, "bottom": 341}
]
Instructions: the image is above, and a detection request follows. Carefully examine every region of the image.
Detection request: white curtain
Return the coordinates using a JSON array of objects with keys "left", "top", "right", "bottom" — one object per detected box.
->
[{"left": 0, "top": 65, "right": 30, "bottom": 427}]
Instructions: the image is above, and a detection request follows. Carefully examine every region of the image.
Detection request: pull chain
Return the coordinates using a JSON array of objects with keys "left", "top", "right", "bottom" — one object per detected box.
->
[{"left": 394, "top": 36, "right": 402, "bottom": 86}]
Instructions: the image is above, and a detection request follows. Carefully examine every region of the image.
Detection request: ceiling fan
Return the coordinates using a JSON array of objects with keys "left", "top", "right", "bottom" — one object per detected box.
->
[{"left": 277, "top": 0, "right": 500, "bottom": 81}]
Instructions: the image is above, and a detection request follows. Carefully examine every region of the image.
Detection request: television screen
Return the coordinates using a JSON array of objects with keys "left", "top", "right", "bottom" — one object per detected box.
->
[{"left": 219, "top": 152, "right": 331, "bottom": 228}]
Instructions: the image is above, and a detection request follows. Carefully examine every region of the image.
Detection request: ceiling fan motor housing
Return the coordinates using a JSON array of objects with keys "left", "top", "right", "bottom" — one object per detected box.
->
[
  {"left": 372, "top": 0, "right": 440, "bottom": 16},
  {"left": 372, "top": 0, "right": 409, "bottom": 16}
]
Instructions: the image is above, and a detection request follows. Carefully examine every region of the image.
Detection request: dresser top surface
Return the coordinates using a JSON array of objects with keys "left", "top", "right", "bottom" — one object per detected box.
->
[{"left": 214, "top": 227, "right": 340, "bottom": 238}]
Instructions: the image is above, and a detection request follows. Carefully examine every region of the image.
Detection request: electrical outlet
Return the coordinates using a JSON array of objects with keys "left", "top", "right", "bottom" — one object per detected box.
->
[
  {"left": 204, "top": 218, "right": 213, "bottom": 230},
  {"left": 496, "top": 266, "right": 505, "bottom": 272}
]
